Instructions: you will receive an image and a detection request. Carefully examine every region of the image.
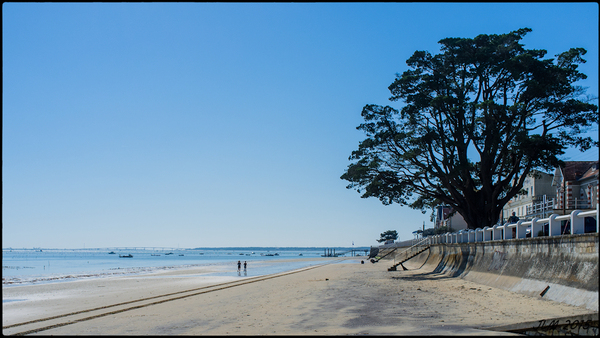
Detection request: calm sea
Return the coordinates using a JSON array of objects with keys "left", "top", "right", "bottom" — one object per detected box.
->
[{"left": 2, "top": 247, "right": 366, "bottom": 286}]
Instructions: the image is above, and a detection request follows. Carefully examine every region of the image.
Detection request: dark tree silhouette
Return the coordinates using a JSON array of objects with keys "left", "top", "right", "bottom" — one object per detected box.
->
[{"left": 342, "top": 28, "right": 598, "bottom": 229}]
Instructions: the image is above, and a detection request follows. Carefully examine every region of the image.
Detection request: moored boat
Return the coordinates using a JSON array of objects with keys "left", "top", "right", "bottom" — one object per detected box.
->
[{"left": 119, "top": 254, "right": 133, "bottom": 258}]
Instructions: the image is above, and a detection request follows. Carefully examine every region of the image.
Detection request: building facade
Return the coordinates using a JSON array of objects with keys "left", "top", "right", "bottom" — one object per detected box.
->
[
  {"left": 552, "top": 161, "right": 599, "bottom": 214},
  {"left": 502, "top": 171, "right": 556, "bottom": 222},
  {"left": 433, "top": 205, "right": 468, "bottom": 231},
  {"left": 433, "top": 162, "right": 598, "bottom": 229}
]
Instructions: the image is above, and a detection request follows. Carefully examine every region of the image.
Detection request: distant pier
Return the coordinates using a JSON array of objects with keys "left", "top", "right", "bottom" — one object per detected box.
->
[{"left": 322, "top": 248, "right": 369, "bottom": 257}]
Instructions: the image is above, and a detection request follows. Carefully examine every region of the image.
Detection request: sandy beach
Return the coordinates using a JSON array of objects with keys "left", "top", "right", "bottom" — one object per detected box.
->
[{"left": 3, "top": 256, "right": 593, "bottom": 335}]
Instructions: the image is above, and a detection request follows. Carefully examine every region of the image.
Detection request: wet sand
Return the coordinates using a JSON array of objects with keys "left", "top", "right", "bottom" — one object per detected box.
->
[{"left": 2, "top": 257, "right": 593, "bottom": 335}]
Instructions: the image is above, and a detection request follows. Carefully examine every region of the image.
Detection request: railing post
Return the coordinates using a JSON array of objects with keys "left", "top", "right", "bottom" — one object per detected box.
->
[
  {"left": 571, "top": 210, "right": 585, "bottom": 235},
  {"left": 493, "top": 224, "right": 503, "bottom": 240},
  {"left": 504, "top": 223, "right": 514, "bottom": 240},
  {"left": 549, "top": 214, "right": 561, "bottom": 237},
  {"left": 516, "top": 220, "right": 527, "bottom": 239},
  {"left": 596, "top": 204, "right": 599, "bottom": 233},
  {"left": 475, "top": 229, "right": 483, "bottom": 242},
  {"left": 483, "top": 227, "right": 491, "bottom": 241},
  {"left": 530, "top": 217, "right": 540, "bottom": 238}
]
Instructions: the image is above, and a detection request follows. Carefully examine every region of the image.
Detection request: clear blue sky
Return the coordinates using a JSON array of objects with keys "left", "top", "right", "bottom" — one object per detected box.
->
[{"left": 3, "top": 3, "right": 598, "bottom": 249}]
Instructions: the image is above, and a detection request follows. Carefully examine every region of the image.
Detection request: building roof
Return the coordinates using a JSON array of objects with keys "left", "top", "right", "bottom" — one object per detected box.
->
[
  {"left": 579, "top": 163, "right": 599, "bottom": 181},
  {"left": 559, "top": 161, "right": 599, "bottom": 183}
]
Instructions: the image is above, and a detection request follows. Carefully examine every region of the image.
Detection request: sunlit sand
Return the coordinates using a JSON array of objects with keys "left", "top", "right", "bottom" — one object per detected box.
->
[{"left": 2, "top": 257, "right": 591, "bottom": 335}]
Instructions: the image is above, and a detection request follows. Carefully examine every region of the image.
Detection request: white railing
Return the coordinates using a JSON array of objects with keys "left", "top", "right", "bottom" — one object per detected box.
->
[
  {"left": 526, "top": 197, "right": 555, "bottom": 219},
  {"left": 554, "top": 198, "right": 594, "bottom": 211},
  {"left": 427, "top": 206, "right": 599, "bottom": 244},
  {"left": 375, "top": 237, "right": 430, "bottom": 262}
]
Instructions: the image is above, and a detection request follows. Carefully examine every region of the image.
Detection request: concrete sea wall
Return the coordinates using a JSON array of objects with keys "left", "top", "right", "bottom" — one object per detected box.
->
[{"left": 378, "top": 233, "right": 599, "bottom": 311}]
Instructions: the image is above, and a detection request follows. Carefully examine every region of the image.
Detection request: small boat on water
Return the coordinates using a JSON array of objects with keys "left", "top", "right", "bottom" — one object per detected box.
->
[
  {"left": 108, "top": 251, "right": 116, "bottom": 254},
  {"left": 165, "top": 252, "right": 174, "bottom": 255},
  {"left": 151, "top": 254, "right": 160, "bottom": 256},
  {"left": 299, "top": 253, "right": 303, "bottom": 256},
  {"left": 119, "top": 254, "right": 133, "bottom": 258},
  {"left": 179, "top": 254, "right": 184, "bottom": 256}
]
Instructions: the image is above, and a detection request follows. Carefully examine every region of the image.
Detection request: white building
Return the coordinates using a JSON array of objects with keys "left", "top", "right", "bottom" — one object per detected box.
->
[
  {"left": 502, "top": 171, "right": 556, "bottom": 221},
  {"left": 433, "top": 205, "right": 468, "bottom": 231}
]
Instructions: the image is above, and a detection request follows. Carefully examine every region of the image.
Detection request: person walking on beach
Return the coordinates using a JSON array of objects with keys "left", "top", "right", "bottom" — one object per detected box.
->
[
  {"left": 237, "top": 260, "right": 241, "bottom": 272},
  {"left": 243, "top": 261, "right": 247, "bottom": 271}
]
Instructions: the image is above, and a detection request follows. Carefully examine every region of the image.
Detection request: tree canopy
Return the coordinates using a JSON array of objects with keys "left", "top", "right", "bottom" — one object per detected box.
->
[
  {"left": 341, "top": 28, "right": 598, "bottom": 230},
  {"left": 377, "top": 230, "right": 399, "bottom": 243}
]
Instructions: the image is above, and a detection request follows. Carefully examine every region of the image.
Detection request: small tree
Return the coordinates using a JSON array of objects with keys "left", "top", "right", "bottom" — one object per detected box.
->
[
  {"left": 377, "top": 230, "right": 398, "bottom": 243},
  {"left": 422, "top": 228, "right": 436, "bottom": 237}
]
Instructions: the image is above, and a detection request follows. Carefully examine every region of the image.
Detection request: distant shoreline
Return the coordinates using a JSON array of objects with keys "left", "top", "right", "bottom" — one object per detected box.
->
[{"left": 2, "top": 255, "right": 343, "bottom": 288}]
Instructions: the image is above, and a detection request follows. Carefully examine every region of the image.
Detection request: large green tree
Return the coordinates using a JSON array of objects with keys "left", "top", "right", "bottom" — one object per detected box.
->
[{"left": 341, "top": 28, "right": 598, "bottom": 230}]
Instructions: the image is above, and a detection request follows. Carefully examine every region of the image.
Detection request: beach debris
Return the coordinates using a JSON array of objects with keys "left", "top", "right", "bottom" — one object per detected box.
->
[{"left": 540, "top": 285, "right": 550, "bottom": 297}]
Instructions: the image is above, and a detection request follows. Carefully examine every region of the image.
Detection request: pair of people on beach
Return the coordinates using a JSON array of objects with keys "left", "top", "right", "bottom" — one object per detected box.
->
[{"left": 237, "top": 260, "right": 247, "bottom": 271}]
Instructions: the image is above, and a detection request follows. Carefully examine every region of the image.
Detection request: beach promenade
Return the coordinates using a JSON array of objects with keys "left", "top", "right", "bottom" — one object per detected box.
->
[{"left": 2, "top": 257, "right": 592, "bottom": 335}]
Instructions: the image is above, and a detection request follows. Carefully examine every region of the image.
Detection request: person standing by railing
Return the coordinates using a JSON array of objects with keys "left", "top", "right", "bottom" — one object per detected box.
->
[{"left": 507, "top": 212, "right": 520, "bottom": 238}]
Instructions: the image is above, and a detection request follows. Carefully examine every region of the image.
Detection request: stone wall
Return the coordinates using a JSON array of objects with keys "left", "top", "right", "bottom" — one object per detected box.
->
[{"left": 377, "top": 233, "right": 599, "bottom": 311}]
